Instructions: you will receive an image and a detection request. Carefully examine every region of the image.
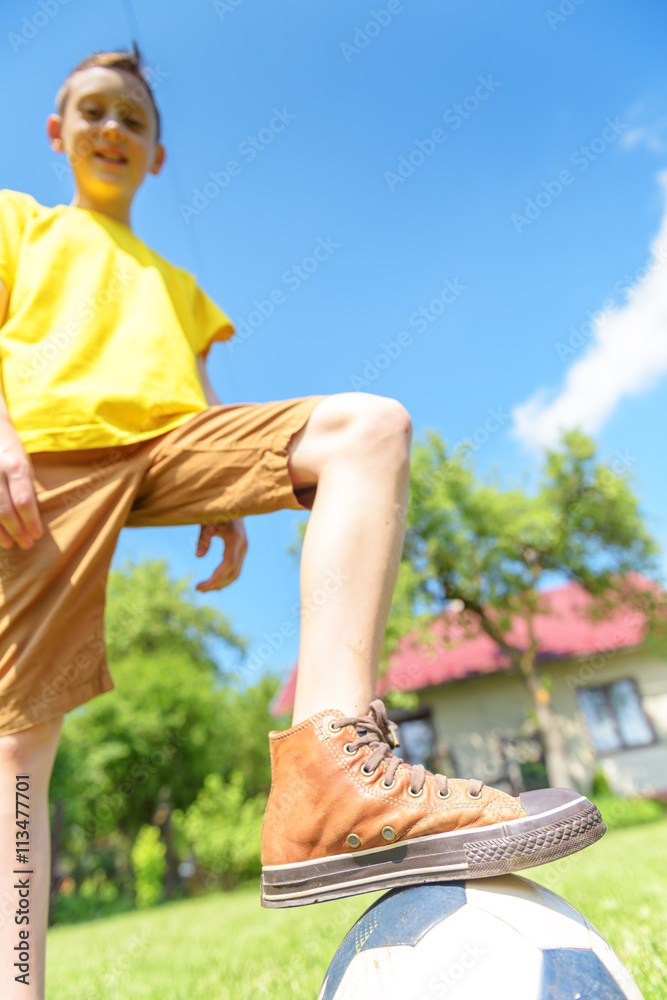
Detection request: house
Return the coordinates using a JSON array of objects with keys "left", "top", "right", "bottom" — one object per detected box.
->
[{"left": 271, "top": 581, "right": 667, "bottom": 799}]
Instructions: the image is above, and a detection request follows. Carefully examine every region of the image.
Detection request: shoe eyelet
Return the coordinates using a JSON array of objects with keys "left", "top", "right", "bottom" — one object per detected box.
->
[
  {"left": 381, "top": 826, "right": 396, "bottom": 842},
  {"left": 408, "top": 786, "right": 424, "bottom": 798},
  {"left": 328, "top": 720, "right": 341, "bottom": 734},
  {"left": 343, "top": 743, "right": 358, "bottom": 756},
  {"left": 381, "top": 778, "right": 396, "bottom": 791},
  {"left": 437, "top": 788, "right": 452, "bottom": 800},
  {"left": 467, "top": 788, "right": 483, "bottom": 800},
  {"left": 360, "top": 763, "right": 375, "bottom": 777},
  {"left": 346, "top": 833, "right": 361, "bottom": 849}
]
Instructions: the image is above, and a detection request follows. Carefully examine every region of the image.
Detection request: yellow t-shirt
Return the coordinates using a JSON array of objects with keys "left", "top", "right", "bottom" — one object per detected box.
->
[{"left": 0, "top": 189, "right": 235, "bottom": 452}]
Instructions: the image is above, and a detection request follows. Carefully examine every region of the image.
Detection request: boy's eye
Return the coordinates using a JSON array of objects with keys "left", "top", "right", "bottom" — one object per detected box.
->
[{"left": 81, "top": 107, "right": 143, "bottom": 128}]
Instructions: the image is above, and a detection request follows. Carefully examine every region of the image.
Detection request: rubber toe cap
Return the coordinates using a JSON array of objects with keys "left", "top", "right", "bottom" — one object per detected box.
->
[{"left": 519, "top": 787, "right": 587, "bottom": 817}]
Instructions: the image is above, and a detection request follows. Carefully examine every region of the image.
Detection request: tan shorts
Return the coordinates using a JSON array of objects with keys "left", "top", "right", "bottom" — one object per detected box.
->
[{"left": 0, "top": 395, "right": 327, "bottom": 736}]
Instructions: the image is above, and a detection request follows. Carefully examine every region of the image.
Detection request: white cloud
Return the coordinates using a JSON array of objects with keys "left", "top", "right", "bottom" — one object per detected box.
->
[
  {"left": 621, "top": 120, "right": 667, "bottom": 154},
  {"left": 512, "top": 171, "right": 667, "bottom": 450},
  {"left": 619, "top": 100, "right": 667, "bottom": 154}
]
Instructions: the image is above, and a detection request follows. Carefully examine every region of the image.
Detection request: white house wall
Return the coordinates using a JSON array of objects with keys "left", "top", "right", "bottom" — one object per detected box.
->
[{"left": 418, "top": 649, "right": 667, "bottom": 797}]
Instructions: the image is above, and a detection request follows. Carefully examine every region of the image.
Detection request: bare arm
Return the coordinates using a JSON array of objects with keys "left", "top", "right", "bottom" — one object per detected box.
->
[
  {"left": 0, "top": 277, "right": 43, "bottom": 549},
  {"left": 196, "top": 353, "right": 222, "bottom": 406},
  {"left": 193, "top": 351, "right": 248, "bottom": 591}
]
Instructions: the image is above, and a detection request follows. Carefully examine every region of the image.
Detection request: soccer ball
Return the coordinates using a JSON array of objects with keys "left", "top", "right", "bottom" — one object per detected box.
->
[{"left": 318, "top": 875, "right": 643, "bottom": 999}]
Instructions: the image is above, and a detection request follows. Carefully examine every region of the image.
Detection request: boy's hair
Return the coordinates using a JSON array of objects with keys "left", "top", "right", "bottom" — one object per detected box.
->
[{"left": 55, "top": 41, "right": 161, "bottom": 142}]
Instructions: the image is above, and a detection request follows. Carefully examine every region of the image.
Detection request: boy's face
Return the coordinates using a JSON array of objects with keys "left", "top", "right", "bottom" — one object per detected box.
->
[{"left": 47, "top": 66, "right": 165, "bottom": 211}]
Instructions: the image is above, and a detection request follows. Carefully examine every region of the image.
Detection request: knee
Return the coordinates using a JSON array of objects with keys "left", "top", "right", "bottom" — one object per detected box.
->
[
  {"left": 349, "top": 395, "right": 413, "bottom": 453},
  {"left": 0, "top": 716, "right": 64, "bottom": 767},
  {"left": 306, "top": 393, "right": 412, "bottom": 468}
]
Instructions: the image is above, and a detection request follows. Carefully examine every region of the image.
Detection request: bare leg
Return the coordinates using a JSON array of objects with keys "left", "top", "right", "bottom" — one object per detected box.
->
[
  {"left": 286, "top": 392, "right": 412, "bottom": 723},
  {"left": 0, "top": 715, "right": 63, "bottom": 1000},
  {"left": 263, "top": 393, "right": 602, "bottom": 909}
]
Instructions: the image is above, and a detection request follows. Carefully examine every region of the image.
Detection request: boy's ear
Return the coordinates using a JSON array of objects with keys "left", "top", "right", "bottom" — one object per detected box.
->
[
  {"left": 46, "top": 114, "right": 65, "bottom": 152},
  {"left": 149, "top": 143, "right": 166, "bottom": 176}
]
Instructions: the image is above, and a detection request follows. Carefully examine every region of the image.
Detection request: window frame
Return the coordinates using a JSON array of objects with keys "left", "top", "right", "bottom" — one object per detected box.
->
[
  {"left": 387, "top": 706, "right": 454, "bottom": 774},
  {"left": 576, "top": 677, "right": 657, "bottom": 756}
]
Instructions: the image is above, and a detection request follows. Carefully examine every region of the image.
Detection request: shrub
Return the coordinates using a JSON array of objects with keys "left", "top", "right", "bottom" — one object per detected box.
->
[
  {"left": 131, "top": 824, "right": 167, "bottom": 908},
  {"left": 51, "top": 890, "right": 133, "bottom": 926},
  {"left": 591, "top": 768, "right": 613, "bottom": 797},
  {"left": 589, "top": 767, "right": 667, "bottom": 830},
  {"left": 51, "top": 872, "right": 132, "bottom": 926},
  {"left": 172, "top": 771, "right": 266, "bottom": 890},
  {"left": 592, "top": 793, "right": 667, "bottom": 830}
]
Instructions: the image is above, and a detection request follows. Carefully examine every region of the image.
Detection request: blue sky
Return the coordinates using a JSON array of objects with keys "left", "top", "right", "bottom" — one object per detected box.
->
[{"left": 2, "top": 0, "right": 666, "bottom": 687}]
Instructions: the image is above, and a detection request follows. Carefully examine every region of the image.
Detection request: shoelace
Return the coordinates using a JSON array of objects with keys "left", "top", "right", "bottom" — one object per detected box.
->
[{"left": 332, "top": 698, "right": 484, "bottom": 799}]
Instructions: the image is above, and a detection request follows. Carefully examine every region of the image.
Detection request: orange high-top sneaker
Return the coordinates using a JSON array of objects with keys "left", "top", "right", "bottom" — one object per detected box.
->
[{"left": 260, "top": 699, "right": 605, "bottom": 908}]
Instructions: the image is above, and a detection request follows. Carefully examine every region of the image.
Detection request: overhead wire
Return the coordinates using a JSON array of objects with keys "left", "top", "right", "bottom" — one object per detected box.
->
[{"left": 120, "top": 0, "right": 239, "bottom": 400}]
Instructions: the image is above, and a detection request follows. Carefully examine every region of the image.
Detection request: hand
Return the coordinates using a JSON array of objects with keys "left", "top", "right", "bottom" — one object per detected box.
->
[
  {"left": 195, "top": 518, "right": 248, "bottom": 592},
  {"left": 0, "top": 426, "right": 43, "bottom": 550}
]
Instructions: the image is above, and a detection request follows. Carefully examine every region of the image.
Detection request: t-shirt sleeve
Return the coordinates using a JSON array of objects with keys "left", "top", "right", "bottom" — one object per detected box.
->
[
  {"left": 0, "top": 189, "right": 33, "bottom": 290},
  {"left": 193, "top": 283, "right": 235, "bottom": 358}
]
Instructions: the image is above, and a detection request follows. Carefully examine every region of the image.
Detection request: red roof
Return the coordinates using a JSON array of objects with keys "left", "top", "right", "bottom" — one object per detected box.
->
[{"left": 270, "top": 579, "right": 651, "bottom": 717}]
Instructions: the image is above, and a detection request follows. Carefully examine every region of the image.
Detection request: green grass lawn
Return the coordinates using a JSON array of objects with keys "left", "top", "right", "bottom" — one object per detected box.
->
[{"left": 46, "top": 819, "right": 667, "bottom": 999}]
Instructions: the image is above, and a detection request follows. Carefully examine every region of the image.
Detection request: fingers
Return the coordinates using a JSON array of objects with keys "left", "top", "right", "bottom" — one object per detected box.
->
[
  {"left": 0, "top": 523, "right": 14, "bottom": 550},
  {"left": 196, "top": 556, "right": 240, "bottom": 592},
  {"left": 0, "top": 504, "right": 33, "bottom": 548},
  {"left": 0, "top": 477, "right": 42, "bottom": 550},
  {"left": 196, "top": 524, "right": 213, "bottom": 557},
  {"left": 195, "top": 520, "right": 248, "bottom": 591},
  {"left": 0, "top": 444, "right": 43, "bottom": 549},
  {"left": 7, "top": 461, "right": 43, "bottom": 541}
]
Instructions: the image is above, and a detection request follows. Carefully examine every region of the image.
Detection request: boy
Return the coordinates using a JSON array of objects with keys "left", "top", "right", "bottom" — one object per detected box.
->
[{"left": 0, "top": 44, "right": 604, "bottom": 998}]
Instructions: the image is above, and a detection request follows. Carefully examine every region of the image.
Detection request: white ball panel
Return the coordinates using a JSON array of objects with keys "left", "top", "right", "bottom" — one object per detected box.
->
[
  {"left": 526, "top": 879, "right": 596, "bottom": 922},
  {"left": 330, "top": 946, "right": 413, "bottom": 1000},
  {"left": 585, "top": 919, "right": 645, "bottom": 1000},
  {"left": 333, "top": 903, "right": 544, "bottom": 1000},
  {"left": 465, "top": 875, "right": 592, "bottom": 950}
]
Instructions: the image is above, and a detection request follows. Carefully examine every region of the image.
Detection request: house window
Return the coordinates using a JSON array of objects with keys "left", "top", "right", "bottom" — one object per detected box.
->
[
  {"left": 398, "top": 717, "right": 436, "bottom": 769},
  {"left": 388, "top": 707, "right": 438, "bottom": 772},
  {"left": 387, "top": 707, "right": 458, "bottom": 777},
  {"left": 576, "top": 679, "right": 655, "bottom": 754}
]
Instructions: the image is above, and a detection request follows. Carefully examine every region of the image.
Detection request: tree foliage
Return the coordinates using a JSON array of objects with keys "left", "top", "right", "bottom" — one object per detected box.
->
[
  {"left": 132, "top": 824, "right": 167, "bottom": 908},
  {"left": 172, "top": 772, "right": 266, "bottom": 890},
  {"left": 386, "top": 429, "right": 661, "bottom": 660},
  {"left": 105, "top": 558, "right": 247, "bottom": 667}
]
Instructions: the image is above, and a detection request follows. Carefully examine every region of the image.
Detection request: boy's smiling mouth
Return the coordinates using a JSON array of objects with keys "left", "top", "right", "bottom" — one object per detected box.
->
[{"left": 94, "top": 147, "right": 128, "bottom": 165}]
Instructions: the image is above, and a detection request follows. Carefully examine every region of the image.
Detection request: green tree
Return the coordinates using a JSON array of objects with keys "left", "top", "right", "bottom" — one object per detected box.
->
[
  {"left": 172, "top": 771, "right": 266, "bottom": 890},
  {"left": 132, "top": 823, "right": 167, "bottom": 908},
  {"left": 105, "top": 558, "right": 246, "bottom": 667}
]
